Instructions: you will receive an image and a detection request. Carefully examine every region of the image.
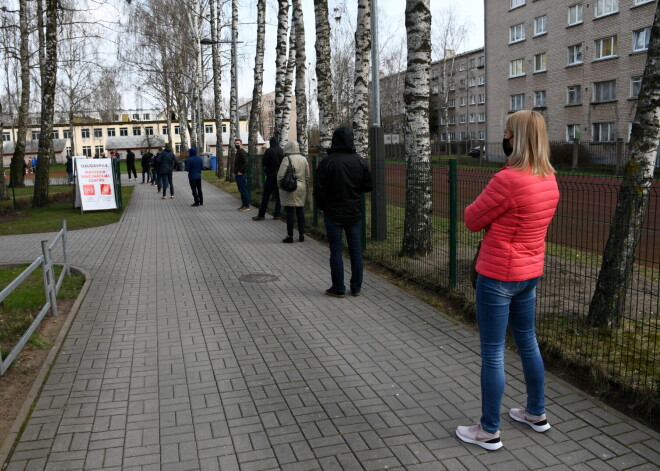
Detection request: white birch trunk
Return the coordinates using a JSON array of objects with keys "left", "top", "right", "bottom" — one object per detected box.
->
[
  {"left": 228, "top": 0, "right": 239, "bottom": 179},
  {"left": 279, "top": 21, "right": 296, "bottom": 147},
  {"left": 400, "top": 0, "right": 432, "bottom": 257},
  {"left": 352, "top": 0, "right": 371, "bottom": 157},
  {"left": 274, "top": 0, "right": 290, "bottom": 141},
  {"left": 292, "top": 0, "right": 308, "bottom": 156},
  {"left": 210, "top": 0, "right": 224, "bottom": 178},
  {"left": 0, "top": 102, "right": 7, "bottom": 200},
  {"left": 314, "top": 0, "right": 334, "bottom": 155},
  {"left": 248, "top": 0, "right": 265, "bottom": 158},
  {"left": 10, "top": 0, "right": 30, "bottom": 188}
]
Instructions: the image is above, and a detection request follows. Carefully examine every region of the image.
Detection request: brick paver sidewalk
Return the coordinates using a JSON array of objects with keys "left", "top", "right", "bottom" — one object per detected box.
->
[{"left": 1, "top": 173, "right": 658, "bottom": 470}]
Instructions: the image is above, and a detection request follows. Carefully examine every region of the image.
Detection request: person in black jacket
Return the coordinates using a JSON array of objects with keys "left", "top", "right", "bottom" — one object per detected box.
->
[
  {"left": 158, "top": 145, "right": 177, "bottom": 199},
  {"left": 126, "top": 149, "right": 137, "bottom": 181},
  {"left": 234, "top": 138, "right": 250, "bottom": 211},
  {"left": 253, "top": 137, "right": 283, "bottom": 220},
  {"left": 141, "top": 151, "right": 153, "bottom": 184},
  {"left": 314, "top": 127, "right": 373, "bottom": 298}
]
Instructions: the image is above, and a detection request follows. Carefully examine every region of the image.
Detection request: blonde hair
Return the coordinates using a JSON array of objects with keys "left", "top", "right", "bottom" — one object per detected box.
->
[{"left": 505, "top": 110, "right": 555, "bottom": 176}]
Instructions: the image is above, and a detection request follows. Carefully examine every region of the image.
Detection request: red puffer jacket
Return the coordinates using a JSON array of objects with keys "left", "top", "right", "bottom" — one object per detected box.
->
[{"left": 465, "top": 166, "right": 559, "bottom": 281}]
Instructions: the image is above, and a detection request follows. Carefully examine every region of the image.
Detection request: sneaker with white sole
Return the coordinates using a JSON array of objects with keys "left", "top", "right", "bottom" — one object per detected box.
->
[
  {"left": 456, "top": 424, "right": 502, "bottom": 451},
  {"left": 509, "top": 408, "right": 551, "bottom": 432}
]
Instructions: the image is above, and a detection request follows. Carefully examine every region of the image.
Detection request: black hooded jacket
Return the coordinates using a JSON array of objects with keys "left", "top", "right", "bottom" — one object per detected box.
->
[
  {"left": 314, "top": 127, "right": 372, "bottom": 224},
  {"left": 262, "top": 137, "right": 284, "bottom": 176}
]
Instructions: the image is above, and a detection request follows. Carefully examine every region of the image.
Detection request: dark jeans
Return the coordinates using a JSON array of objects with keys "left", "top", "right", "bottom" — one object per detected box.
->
[
  {"left": 160, "top": 172, "right": 173, "bottom": 196},
  {"left": 141, "top": 167, "right": 151, "bottom": 183},
  {"left": 258, "top": 173, "right": 281, "bottom": 217},
  {"left": 152, "top": 168, "right": 158, "bottom": 184},
  {"left": 235, "top": 174, "right": 249, "bottom": 207},
  {"left": 285, "top": 206, "right": 305, "bottom": 237},
  {"left": 189, "top": 178, "right": 203, "bottom": 204},
  {"left": 127, "top": 163, "right": 137, "bottom": 179},
  {"left": 324, "top": 216, "right": 363, "bottom": 294}
]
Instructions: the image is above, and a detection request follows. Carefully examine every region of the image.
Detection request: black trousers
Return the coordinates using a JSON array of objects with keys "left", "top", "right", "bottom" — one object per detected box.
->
[
  {"left": 285, "top": 206, "right": 305, "bottom": 236},
  {"left": 127, "top": 162, "right": 137, "bottom": 179},
  {"left": 189, "top": 178, "right": 203, "bottom": 204}
]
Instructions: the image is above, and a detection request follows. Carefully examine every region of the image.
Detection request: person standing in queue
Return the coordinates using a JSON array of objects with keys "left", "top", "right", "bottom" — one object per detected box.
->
[
  {"left": 185, "top": 147, "right": 204, "bottom": 207},
  {"left": 234, "top": 138, "right": 250, "bottom": 211},
  {"left": 252, "top": 137, "right": 283, "bottom": 221},
  {"left": 126, "top": 148, "right": 137, "bottom": 181},
  {"left": 157, "top": 144, "right": 176, "bottom": 199}
]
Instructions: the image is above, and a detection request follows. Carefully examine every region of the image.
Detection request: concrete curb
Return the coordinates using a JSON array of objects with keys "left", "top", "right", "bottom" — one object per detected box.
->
[{"left": 0, "top": 266, "right": 91, "bottom": 469}]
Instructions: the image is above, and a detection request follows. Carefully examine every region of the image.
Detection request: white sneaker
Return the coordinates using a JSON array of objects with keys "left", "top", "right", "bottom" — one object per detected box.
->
[
  {"left": 456, "top": 423, "right": 502, "bottom": 451},
  {"left": 509, "top": 408, "right": 551, "bottom": 432}
]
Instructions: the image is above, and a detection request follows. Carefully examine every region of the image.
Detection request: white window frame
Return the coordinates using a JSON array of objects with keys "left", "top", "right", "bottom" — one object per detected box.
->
[
  {"left": 107, "top": 128, "right": 116, "bottom": 137},
  {"left": 460, "top": 115, "right": 466, "bottom": 124},
  {"left": 120, "top": 127, "right": 128, "bottom": 136},
  {"left": 633, "top": 27, "right": 651, "bottom": 52},
  {"left": 449, "top": 115, "right": 456, "bottom": 125},
  {"left": 509, "top": 58, "right": 525, "bottom": 78},
  {"left": 470, "top": 95, "right": 476, "bottom": 105},
  {"left": 478, "top": 94, "right": 485, "bottom": 104},
  {"left": 631, "top": 76, "right": 642, "bottom": 98},
  {"left": 595, "top": 0, "right": 618, "bottom": 18},
  {"left": 81, "top": 128, "right": 90, "bottom": 139},
  {"left": 509, "top": 23, "right": 525, "bottom": 43},
  {"left": 52, "top": 130, "right": 59, "bottom": 139},
  {"left": 469, "top": 113, "right": 476, "bottom": 123},
  {"left": 162, "top": 126, "right": 169, "bottom": 135},
  {"left": 568, "top": 44, "right": 583, "bottom": 65},
  {"left": 534, "top": 90, "right": 547, "bottom": 107},
  {"left": 145, "top": 126, "right": 154, "bottom": 136},
  {"left": 3, "top": 132, "right": 10, "bottom": 142},
  {"left": 82, "top": 146, "right": 91, "bottom": 157},
  {"left": 567, "top": 124, "right": 581, "bottom": 142},
  {"left": 460, "top": 97, "right": 466, "bottom": 107},
  {"left": 132, "top": 127, "right": 141, "bottom": 136},
  {"left": 510, "top": 0, "right": 525, "bottom": 9},
  {"left": 478, "top": 112, "right": 486, "bottom": 122},
  {"left": 593, "top": 80, "right": 617, "bottom": 102},
  {"left": 510, "top": 93, "right": 525, "bottom": 111},
  {"left": 568, "top": 4, "right": 583, "bottom": 26},
  {"left": 634, "top": 0, "right": 654, "bottom": 4},
  {"left": 534, "top": 16, "right": 547, "bottom": 36},
  {"left": 63, "top": 129, "right": 72, "bottom": 139},
  {"left": 567, "top": 85, "right": 582, "bottom": 105},
  {"left": 594, "top": 36, "right": 618, "bottom": 60},
  {"left": 479, "top": 131, "right": 486, "bottom": 140},
  {"left": 534, "top": 53, "right": 547, "bottom": 73},
  {"left": 94, "top": 128, "right": 102, "bottom": 138},
  {"left": 448, "top": 98, "right": 455, "bottom": 107},
  {"left": 592, "top": 122, "right": 615, "bottom": 142},
  {"left": 174, "top": 126, "right": 181, "bottom": 135}
]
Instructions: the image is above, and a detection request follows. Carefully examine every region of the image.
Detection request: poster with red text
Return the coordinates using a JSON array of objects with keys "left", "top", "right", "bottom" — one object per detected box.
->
[{"left": 74, "top": 158, "right": 117, "bottom": 211}]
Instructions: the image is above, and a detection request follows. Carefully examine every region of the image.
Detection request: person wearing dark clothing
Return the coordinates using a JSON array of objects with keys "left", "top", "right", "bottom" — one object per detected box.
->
[
  {"left": 126, "top": 149, "right": 137, "bottom": 181},
  {"left": 185, "top": 147, "right": 204, "bottom": 206},
  {"left": 314, "top": 127, "right": 373, "bottom": 298},
  {"left": 152, "top": 151, "right": 161, "bottom": 187},
  {"left": 65, "top": 155, "right": 73, "bottom": 183},
  {"left": 157, "top": 146, "right": 176, "bottom": 198},
  {"left": 141, "top": 151, "right": 153, "bottom": 184},
  {"left": 253, "top": 137, "right": 283, "bottom": 220},
  {"left": 234, "top": 138, "right": 250, "bottom": 211}
]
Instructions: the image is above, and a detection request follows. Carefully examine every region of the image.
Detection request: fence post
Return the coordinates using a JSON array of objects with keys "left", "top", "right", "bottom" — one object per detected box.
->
[
  {"left": 449, "top": 159, "right": 457, "bottom": 289},
  {"left": 572, "top": 139, "right": 579, "bottom": 171},
  {"left": 41, "top": 240, "right": 58, "bottom": 317},
  {"left": 62, "top": 218, "right": 70, "bottom": 277},
  {"left": 615, "top": 138, "right": 624, "bottom": 175}
]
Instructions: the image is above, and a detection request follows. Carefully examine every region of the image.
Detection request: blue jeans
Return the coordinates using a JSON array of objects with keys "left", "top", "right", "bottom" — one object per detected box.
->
[
  {"left": 236, "top": 174, "right": 249, "bottom": 207},
  {"left": 476, "top": 275, "right": 545, "bottom": 433},
  {"left": 324, "top": 216, "right": 363, "bottom": 294},
  {"left": 258, "top": 174, "right": 281, "bottom": 217}
]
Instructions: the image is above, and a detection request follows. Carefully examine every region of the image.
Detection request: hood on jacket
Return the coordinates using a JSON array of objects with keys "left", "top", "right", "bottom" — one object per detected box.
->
[
  {"left": 284, "top": 141, "right": 301, "bottom": 155},
  {"left": 269, "top": 137, "right": 280, "bottom": 148},
  {"left": 189, "top": 147, "right": 197, "bottom": 156},
  {"left": 328, "top": 127, "right": 356, "bottom": 154}
]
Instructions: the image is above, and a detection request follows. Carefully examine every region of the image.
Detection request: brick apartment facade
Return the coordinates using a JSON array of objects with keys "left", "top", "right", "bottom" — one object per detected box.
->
[{"left": 485, "top": 0, "right": 657, "bottom": 143}]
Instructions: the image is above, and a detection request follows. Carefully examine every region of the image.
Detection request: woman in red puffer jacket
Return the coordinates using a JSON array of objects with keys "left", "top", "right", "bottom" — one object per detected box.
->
[{"left": 456, "top": 110, "right": 560, "bottom": 451}]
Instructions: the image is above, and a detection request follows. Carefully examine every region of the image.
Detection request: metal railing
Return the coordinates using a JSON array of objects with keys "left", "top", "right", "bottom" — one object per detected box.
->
[{"left": 0, "top": 219, "right": 70, "bottom": 375}]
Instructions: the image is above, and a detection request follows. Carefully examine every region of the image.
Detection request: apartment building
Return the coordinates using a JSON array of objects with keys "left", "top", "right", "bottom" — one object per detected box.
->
[
  {"left": 238, "top": 91, "right": 298, "bottom": 143},
  {"left": 485, "top": 0, "right": 656, "bottom": 143}
]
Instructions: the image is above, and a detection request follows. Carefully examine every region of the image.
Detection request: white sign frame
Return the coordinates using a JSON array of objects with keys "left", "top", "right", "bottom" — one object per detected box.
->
[{"left": 74, "top": 158, "right": 117, "bottom": 212}]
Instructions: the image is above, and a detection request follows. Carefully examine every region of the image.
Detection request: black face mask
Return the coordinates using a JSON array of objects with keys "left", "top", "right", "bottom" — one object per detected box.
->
[
  {"left": 502, "top": 137, "right": 514, "bottom": 157},
  {"left": 235, "top": 145, "right": 240, "bottom": 150}
]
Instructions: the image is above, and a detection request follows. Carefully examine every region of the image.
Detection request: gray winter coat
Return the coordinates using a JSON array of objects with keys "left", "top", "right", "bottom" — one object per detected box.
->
[{"left": 278, "top": 141, "right": 310, "bottom": 207}]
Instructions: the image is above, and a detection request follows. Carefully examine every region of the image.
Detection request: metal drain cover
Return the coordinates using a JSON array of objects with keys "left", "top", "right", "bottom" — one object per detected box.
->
[{"left": 239, "top": 273, "right": 279, "bottom": 283}]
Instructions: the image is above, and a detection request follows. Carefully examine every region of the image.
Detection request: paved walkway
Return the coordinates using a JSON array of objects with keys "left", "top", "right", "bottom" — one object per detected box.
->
[{"left": 1, "top": 173, "right": 658, "bottom": 470}]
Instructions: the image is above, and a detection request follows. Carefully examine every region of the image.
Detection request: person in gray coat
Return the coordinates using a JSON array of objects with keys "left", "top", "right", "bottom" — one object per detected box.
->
[{"left": 278, "top": 141, "right": 310, "bottom": 243}]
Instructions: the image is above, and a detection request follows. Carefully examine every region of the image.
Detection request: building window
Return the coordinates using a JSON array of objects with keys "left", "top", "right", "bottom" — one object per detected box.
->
[
  {"left": 534, "top": 90, "right": 547, "bottom": 107},
  {"left": 63, "top": 129, "right": 72, "bottom": 139},
  {"left": 478, "top": 56, "right": 485, "bottom": 67},
  {"left": 478, "top": 93, "right": 485, "bottom": 104},
  {"left": 449, "top": 80, "right": 455, "bottom": 90},
  {"left": 94, "top": 128, "right": 102, "bottom": 138},
  {"left": 469, "top": 58, "right": 476, "bottom": 69},
  {"left": 594, "top": 36, "right": 618, "bottom": 60},
  {"left": 460, "top": 115, "right": 466, "bottom": 124},
  {"left": 175, "top": 143, "right": 182, "bottom": 153},
  {"left": 120, "top": 127, "right": 128, "bottom": 136},
  {"left": 222, "top": 124, "right": 227, "bottom": 132},
  {"left": 133, "top": 127, "right": 141, "bottom": 136},
  {"left": 431, "top": 68, "right": 439, "bottom": 79},
  {"left": 52, "top": 130, "right": 59, "bottom": 139},
  {"left": 567, "top": 85, "right": 582, "bottom": 105},
  {"left": 460, "top": 97, "right": 466, "bottom": 106},
  {"left": 593, "top": 122, "right": 615, "bottom": 142},
  {"left": 143, "top": 113, "right": 150, "bottom": 120},
  {"left": 469, "top": 113, "right": 475, "bottom": 123},
  {"left": 509, "top": 23, "right": 525, "bottom": 43},
  {"left": 510, "top": 93, "right": 525, "bottom": 111},
  {"left": 478, "top": 75, "right": 485, "bottom": 85},
  {"left": 107, "top": 128, "right": 116, "bottom": 137},
  {"left": 567, "top": 124, "right": 581, "bottom": 141},
  {"left": 132, "top": 113, "right": 139, "bottom": 120},
  {"left": 82, "top": 146, "right": 92, "bottom": 157},
  {"left": 568, "top": 4, "right": 583, "bottom": 25},
  {"left": 510, "top": 0, "right": 525, "bottom": 9},
  {"left": 31, "top": 130, "right": 40, "bottom": 140},
  {"left": 568, "top": 44, "right": 583, "bottom": 65},
  {"left": 95, "top": 145, "right": 104, "bottom": 156},
  {"left": 2, "top": 132, "right": 9, "bottom": 142},
  {"left": 432, "top": 85, "right": 439, "bottom": 95},
  {"left": 448, "top": 98, "right": 455, "bottom": 107},
  {"left": 470, "top": 95, "right": 476, "bottom": 105},
  {"left": 174, "top": 126, "right": 180, "bottom": 135},
  {"left": 633, "top": 27, "right": 651, "bottom": 52},
  {"left": 66, "top": 147, "right": 71, "bottom": 156},
  {"left": 459, "top": 61, "right": 466, "bottom": 71},
  {"left": 509, "top": 58, "right": 525, "bottom": 77},
  {"left": 203, "top": 124, "right": 212, "bottom": 133},
  {"left": 593, "top": 80, "right": 617, "bottom": 102},
  {"left": 534, "top": 16, "right": 547, "bottom": 36},
  {"left": 634, "top": 0, "right": 654, "bottom": 4},
  {"left": 81, "top": 128, "right": 89, "bottom": 138},
  {"left": 479, "top": 131, "right": 485, "bottom": 140},
  {"left": 450, "top": 132, "right": 456, "bottom": 140},
  {"left": 631, "top": 76, "right": 642, "bottom": 98},
  {"left": 449, "top": 115, "right": 456, "bottom": 124},
  {"left": 478, "top": 112, "right": 486, "bottom": 122},
  {"left": 162, "top": 126, "right": 168, "bottom": 135},
  {"left": 113, "top": 114, "right": 119, "bottom": 121},
  {"left": 145, "top": 126, "right": 154, "bottom": 136},
  {"left": 534, "top": 53, "right": 547, "bottom": 73},
  {"left": 469, "top": 77, "right": 476, "bottom": 87},
  {"left": 595, "top": 0, "right": 618, "bottom": 18},
  {"left": 470, "top": 131, "right": 477, "bottom": 140}
]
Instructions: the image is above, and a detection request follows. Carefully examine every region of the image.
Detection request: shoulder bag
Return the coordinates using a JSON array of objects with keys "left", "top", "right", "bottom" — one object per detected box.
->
[{"left": 280, "top": 156, "right": 297, "bottom": 192}]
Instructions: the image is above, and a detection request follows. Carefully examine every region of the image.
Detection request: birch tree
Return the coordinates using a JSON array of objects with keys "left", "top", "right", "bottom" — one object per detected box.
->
[
  {"left": 227, "top": 0, "right": 239, "bottom": 181},
  {"left": 292, "top": 0, "right": 307, "bottom": 155},
  {"left": 210, "top": 0, "right": 224, "bottom": 178},
  {"left": 278, "top": 21, "right": 296, "bottom": 147},
  {"left": 588, "top": 2, "right": 660, "bottom": 327},
  {"left": 273, "top": 0, "right": 290, "bottom": 142},
  {"left": 248, "top": 0, "right": 266, "bottom": 187},
  {"left": 33, "top": 0, "right": 58, "bottom": 207},
  {"left": 400, "top": 0, "right": 432, "bottom": 257},
  {"left": 353, "top": 0, "right": 371, "bottom": 156},
  {"left": 314, "top": 0, "right": 334, "bottom": 155},
  {"left": 0, "top": 101, "right": 8, "bottom": 201}
]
